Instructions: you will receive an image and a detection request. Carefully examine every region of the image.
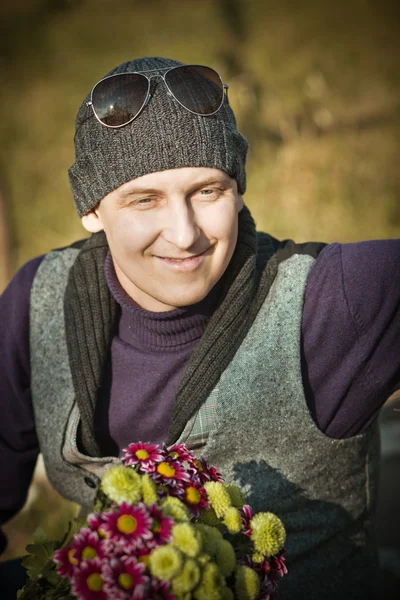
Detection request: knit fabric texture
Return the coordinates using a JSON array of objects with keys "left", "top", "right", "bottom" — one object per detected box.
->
[
  {"left": 30, "top": 246, "right": 103, "bottom": 507},
  {"left": 68, "top": 56, "right": 249, "bottom": 216},
  {"left": 200, "top": 253, "right": 380, "bottom": 599},
  {"left": 63, "top": 235, "right": 119, "bottom": 456}
]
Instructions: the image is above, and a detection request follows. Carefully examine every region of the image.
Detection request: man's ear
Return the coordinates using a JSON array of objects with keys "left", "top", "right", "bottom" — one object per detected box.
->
[{"left": 81, "top": 210, "right": 104, "bottom": 233}]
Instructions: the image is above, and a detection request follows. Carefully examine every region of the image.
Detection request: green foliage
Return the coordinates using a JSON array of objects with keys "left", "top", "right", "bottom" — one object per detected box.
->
[
  {"left": 17, "top": 575, "right": 74, "bottom": 600},
  {"left": 32, "top": 526, "right": 48, "bottom": 545},
  {"left": 22, "top": 540, "right": 58, "bottom": 581},
  {"left": 92, "top": 486, "right": 114, "bottom": 513},
  {"left": 17, "top": 518, "right": 85, "bottom": 599},
  {"left": 18, "top": 540, "right": 66, "bottom": 600}
]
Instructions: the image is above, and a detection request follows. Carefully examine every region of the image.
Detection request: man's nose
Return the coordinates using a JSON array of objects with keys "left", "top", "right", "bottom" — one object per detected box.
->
[{"left": 161, "top": 203, "right": 201, "bottom": 250}]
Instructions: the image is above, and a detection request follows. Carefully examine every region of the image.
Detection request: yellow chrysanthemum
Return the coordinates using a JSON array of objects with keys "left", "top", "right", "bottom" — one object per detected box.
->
[
  {"left": 161, "top": 496, "right": 190, "bottom": 522},
  {"left": 221, "top": 587, "right": 234, "bottom": 600},
  {"left": 197, "top": 553, "right": 212, "bottom": 566},
  {"left": 172, "top": 523, "right": 203, "bottom": 558},
  {"left": 148, "top": 545, "right": 183, "bottom": 581},
  {"left": 173, "top": 593, "right": 191, "bottom": 600},
  {"left": 195, "top": 524, "right": 223, "bottom": 557},
  {"left": 100, "top": 465, "right": 142, "bottom": 504},
  {"left": 193, "top": 562, "right": 226, "bottom": 600},
  {"left": 199, "top": 507, "right": 220, "bottom": 527},
  {"left": 215, "top": 539, "right": 236, "bottom": 577},
  {"left": 204, "top": 482, "right": 232, "bottom": 518},
  {"left": 251, "top": 551, "right": 264, "bottom": 564},
  {"left": 171, "top": 558, "right": 201, "bottom": 594},
  {"left": 223, "top": 506, "right": 242, "bottom": 534},
  {"left": 225, "top": 484, "right": 245, "bottom": 508},
  {"left": 235, "top": 565, "right": 260, "bottom": 600},
  {"left": 141, "top": 473, "right": 158, "bottom": 506},
  {"left": 250, "top": 512, "right": 286, "bottom": 558}
]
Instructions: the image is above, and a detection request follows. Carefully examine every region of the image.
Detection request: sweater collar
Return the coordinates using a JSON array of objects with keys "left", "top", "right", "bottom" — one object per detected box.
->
[{"left": 104, "top": 252, "right": 222, "bottom": 351}]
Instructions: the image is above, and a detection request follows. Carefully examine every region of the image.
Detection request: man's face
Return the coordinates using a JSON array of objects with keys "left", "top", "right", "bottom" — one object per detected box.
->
[{"left": 82, "top": 167, "right": 243, "bottom": 312}]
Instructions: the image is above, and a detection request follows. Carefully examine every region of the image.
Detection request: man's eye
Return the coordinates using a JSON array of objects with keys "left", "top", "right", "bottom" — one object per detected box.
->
[
  {"left": 125, "top": 197, "right": 157, "bottom": 209},
  {"left": 200, "top": 188, "right": 216, "bottom": 196}
]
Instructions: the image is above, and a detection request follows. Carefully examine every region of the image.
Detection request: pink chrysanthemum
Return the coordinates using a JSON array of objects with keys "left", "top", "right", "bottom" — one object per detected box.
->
[
  {"left": 272, "top": 550, "right": 288, "bottom": 577},
  {"left": 87, "top": 512, "right": 109, "bottom": 537},
  {"left": 53, "top": 545, "right": 79, "bottom": 579},
  {"left": 148, "top": 578, "right": 175, "bottom": 600},
  {"left": 260, "top": 549, "right": 288, "bottom": 579},
  {"left": 101, "top": 502, "right": 153, "bottom": 551},
  {"left": 53, "top": 529, "right": 109, "bottom": 578},
  {"left": 134, "top": 546, "right": 152, "bottom": 566},
  {"left": 71, "top": 557, "right": 108, "bottom": 600},
  {"left": 148, "top": 460, "right": 191, "bottom": 488},
  {"left": 102, "top": 556, "right": 149, "bottom": 600},
  {"left": 163, "top": 443, "right": 196, "bottom": 464},
  {"left": 272, "top": 548, "right": 288, "bottom": 577},
  {"left": 155, "top": 482, "right": 186, "bottom": 502},
  {"left": 182, "top": 484, "right": 209, "bottom": 516},
  {"left": 72, "top": 528, "right": 110, "bottom": 559},
  {"left": 121, "top": 442, "right": 165, "bottom": 469},
  {"left": 147, "top": 504, "right": 174, "bottom": 547},
  {"left": 191, "top": 456, "right": 224, "bottom": 485},
  {"left": 258, "top": 590, "right": 273, "bottom": 600},
  {"left": 240, "top": 504, "right": 254, "bottom": 536},
  {"left": 240, "top": 554, "right": 253, "bottom": 568},
  {"left": 259, "top": 572, "right": 278, "bottom": 600}
]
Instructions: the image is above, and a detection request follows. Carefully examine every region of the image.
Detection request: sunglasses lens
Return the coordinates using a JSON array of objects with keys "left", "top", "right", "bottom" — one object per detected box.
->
[
  {"left": 92, "top": 73, "right": 149, "bottom": 126},
  {"left": 165, "top": 65, "right": 224, "bottom": 115}
]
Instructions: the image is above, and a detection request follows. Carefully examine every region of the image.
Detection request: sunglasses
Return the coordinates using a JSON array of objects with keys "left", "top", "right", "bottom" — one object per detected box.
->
[{"left": 85, "top": 64, "right": 229, "bottom": 129}]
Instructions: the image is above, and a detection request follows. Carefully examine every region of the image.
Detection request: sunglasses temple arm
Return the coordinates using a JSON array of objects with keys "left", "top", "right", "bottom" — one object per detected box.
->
[{"left": 223, "top": 84, "right": 229, "bottom": 103}]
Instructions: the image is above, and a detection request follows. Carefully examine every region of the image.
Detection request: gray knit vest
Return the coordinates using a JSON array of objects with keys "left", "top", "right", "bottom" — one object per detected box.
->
[{"left": 30, "top": 245, "right": 380, "bottom": 599}]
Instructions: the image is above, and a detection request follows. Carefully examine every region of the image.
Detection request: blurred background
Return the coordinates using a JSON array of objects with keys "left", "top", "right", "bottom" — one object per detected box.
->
[{"left": 0, "top": 0, "right": 399, "bottom": 588}]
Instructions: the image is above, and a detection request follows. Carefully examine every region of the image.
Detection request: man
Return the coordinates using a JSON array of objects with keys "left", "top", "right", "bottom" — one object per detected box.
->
[{"left": 0, "top": 56, "right": 399, "bottom": 599}]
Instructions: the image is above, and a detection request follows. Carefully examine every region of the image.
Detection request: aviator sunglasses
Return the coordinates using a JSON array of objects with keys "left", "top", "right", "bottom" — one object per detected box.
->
[{"left": 86, "top": 64, "right": 229, "bottom": 128}]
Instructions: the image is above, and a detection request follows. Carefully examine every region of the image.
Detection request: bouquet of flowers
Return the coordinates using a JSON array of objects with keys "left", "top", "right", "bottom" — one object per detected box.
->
[{"left": 18, "top": 442, "right": 287, "bottom": 600}]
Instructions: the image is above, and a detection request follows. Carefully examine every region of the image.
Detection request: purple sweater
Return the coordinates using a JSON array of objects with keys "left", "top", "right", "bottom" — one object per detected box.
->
[{"left": 0, "top": 239, "right": 399, "bottom": 531}]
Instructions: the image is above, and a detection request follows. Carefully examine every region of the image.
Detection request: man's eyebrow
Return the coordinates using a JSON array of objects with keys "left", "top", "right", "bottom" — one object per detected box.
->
[
  {"left": 191, "top": 177, "right": 230, "bottom": 188},
  {"left": 118, "top": 177, "right": 231, "bottom": 201},
  {"left": 119, "top": 187, "right": 162, "bottom": 198}
]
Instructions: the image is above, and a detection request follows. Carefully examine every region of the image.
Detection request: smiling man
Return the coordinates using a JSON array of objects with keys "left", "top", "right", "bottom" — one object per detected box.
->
[
  {"left": 82, "top": 167, "right": 243, "bottom": 312},
  {"left": 0, "top": 56, "right": 399, "bottom": 599}
]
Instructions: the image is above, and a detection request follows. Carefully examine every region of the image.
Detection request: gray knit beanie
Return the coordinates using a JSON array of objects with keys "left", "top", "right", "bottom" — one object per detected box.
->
[{"left": 69, "top": 57, "right": 249, "bottom": 217}]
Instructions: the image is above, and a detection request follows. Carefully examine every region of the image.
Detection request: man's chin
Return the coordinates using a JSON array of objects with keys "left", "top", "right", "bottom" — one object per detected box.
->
[{"left": 154, "top": 287, "right": 211, "bottom": 310}]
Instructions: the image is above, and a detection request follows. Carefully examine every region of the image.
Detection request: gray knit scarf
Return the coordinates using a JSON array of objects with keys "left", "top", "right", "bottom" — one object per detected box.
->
[{"left": 64, "top": 206, "right": 324, "bottom": 456}]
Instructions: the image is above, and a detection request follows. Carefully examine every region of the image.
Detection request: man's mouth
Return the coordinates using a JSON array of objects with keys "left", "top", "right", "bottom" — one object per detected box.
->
[
  {"left": 155, "top": 248, "right": 211, "bottom": 270},
  {"left": 157, "top": 247, "right": 210, "bottom": 261}
]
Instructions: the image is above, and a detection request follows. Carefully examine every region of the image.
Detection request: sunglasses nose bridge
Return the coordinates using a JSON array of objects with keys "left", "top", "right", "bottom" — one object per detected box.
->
[{"left": 147, "top": 73, "right": 173, "bottom": 97}]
